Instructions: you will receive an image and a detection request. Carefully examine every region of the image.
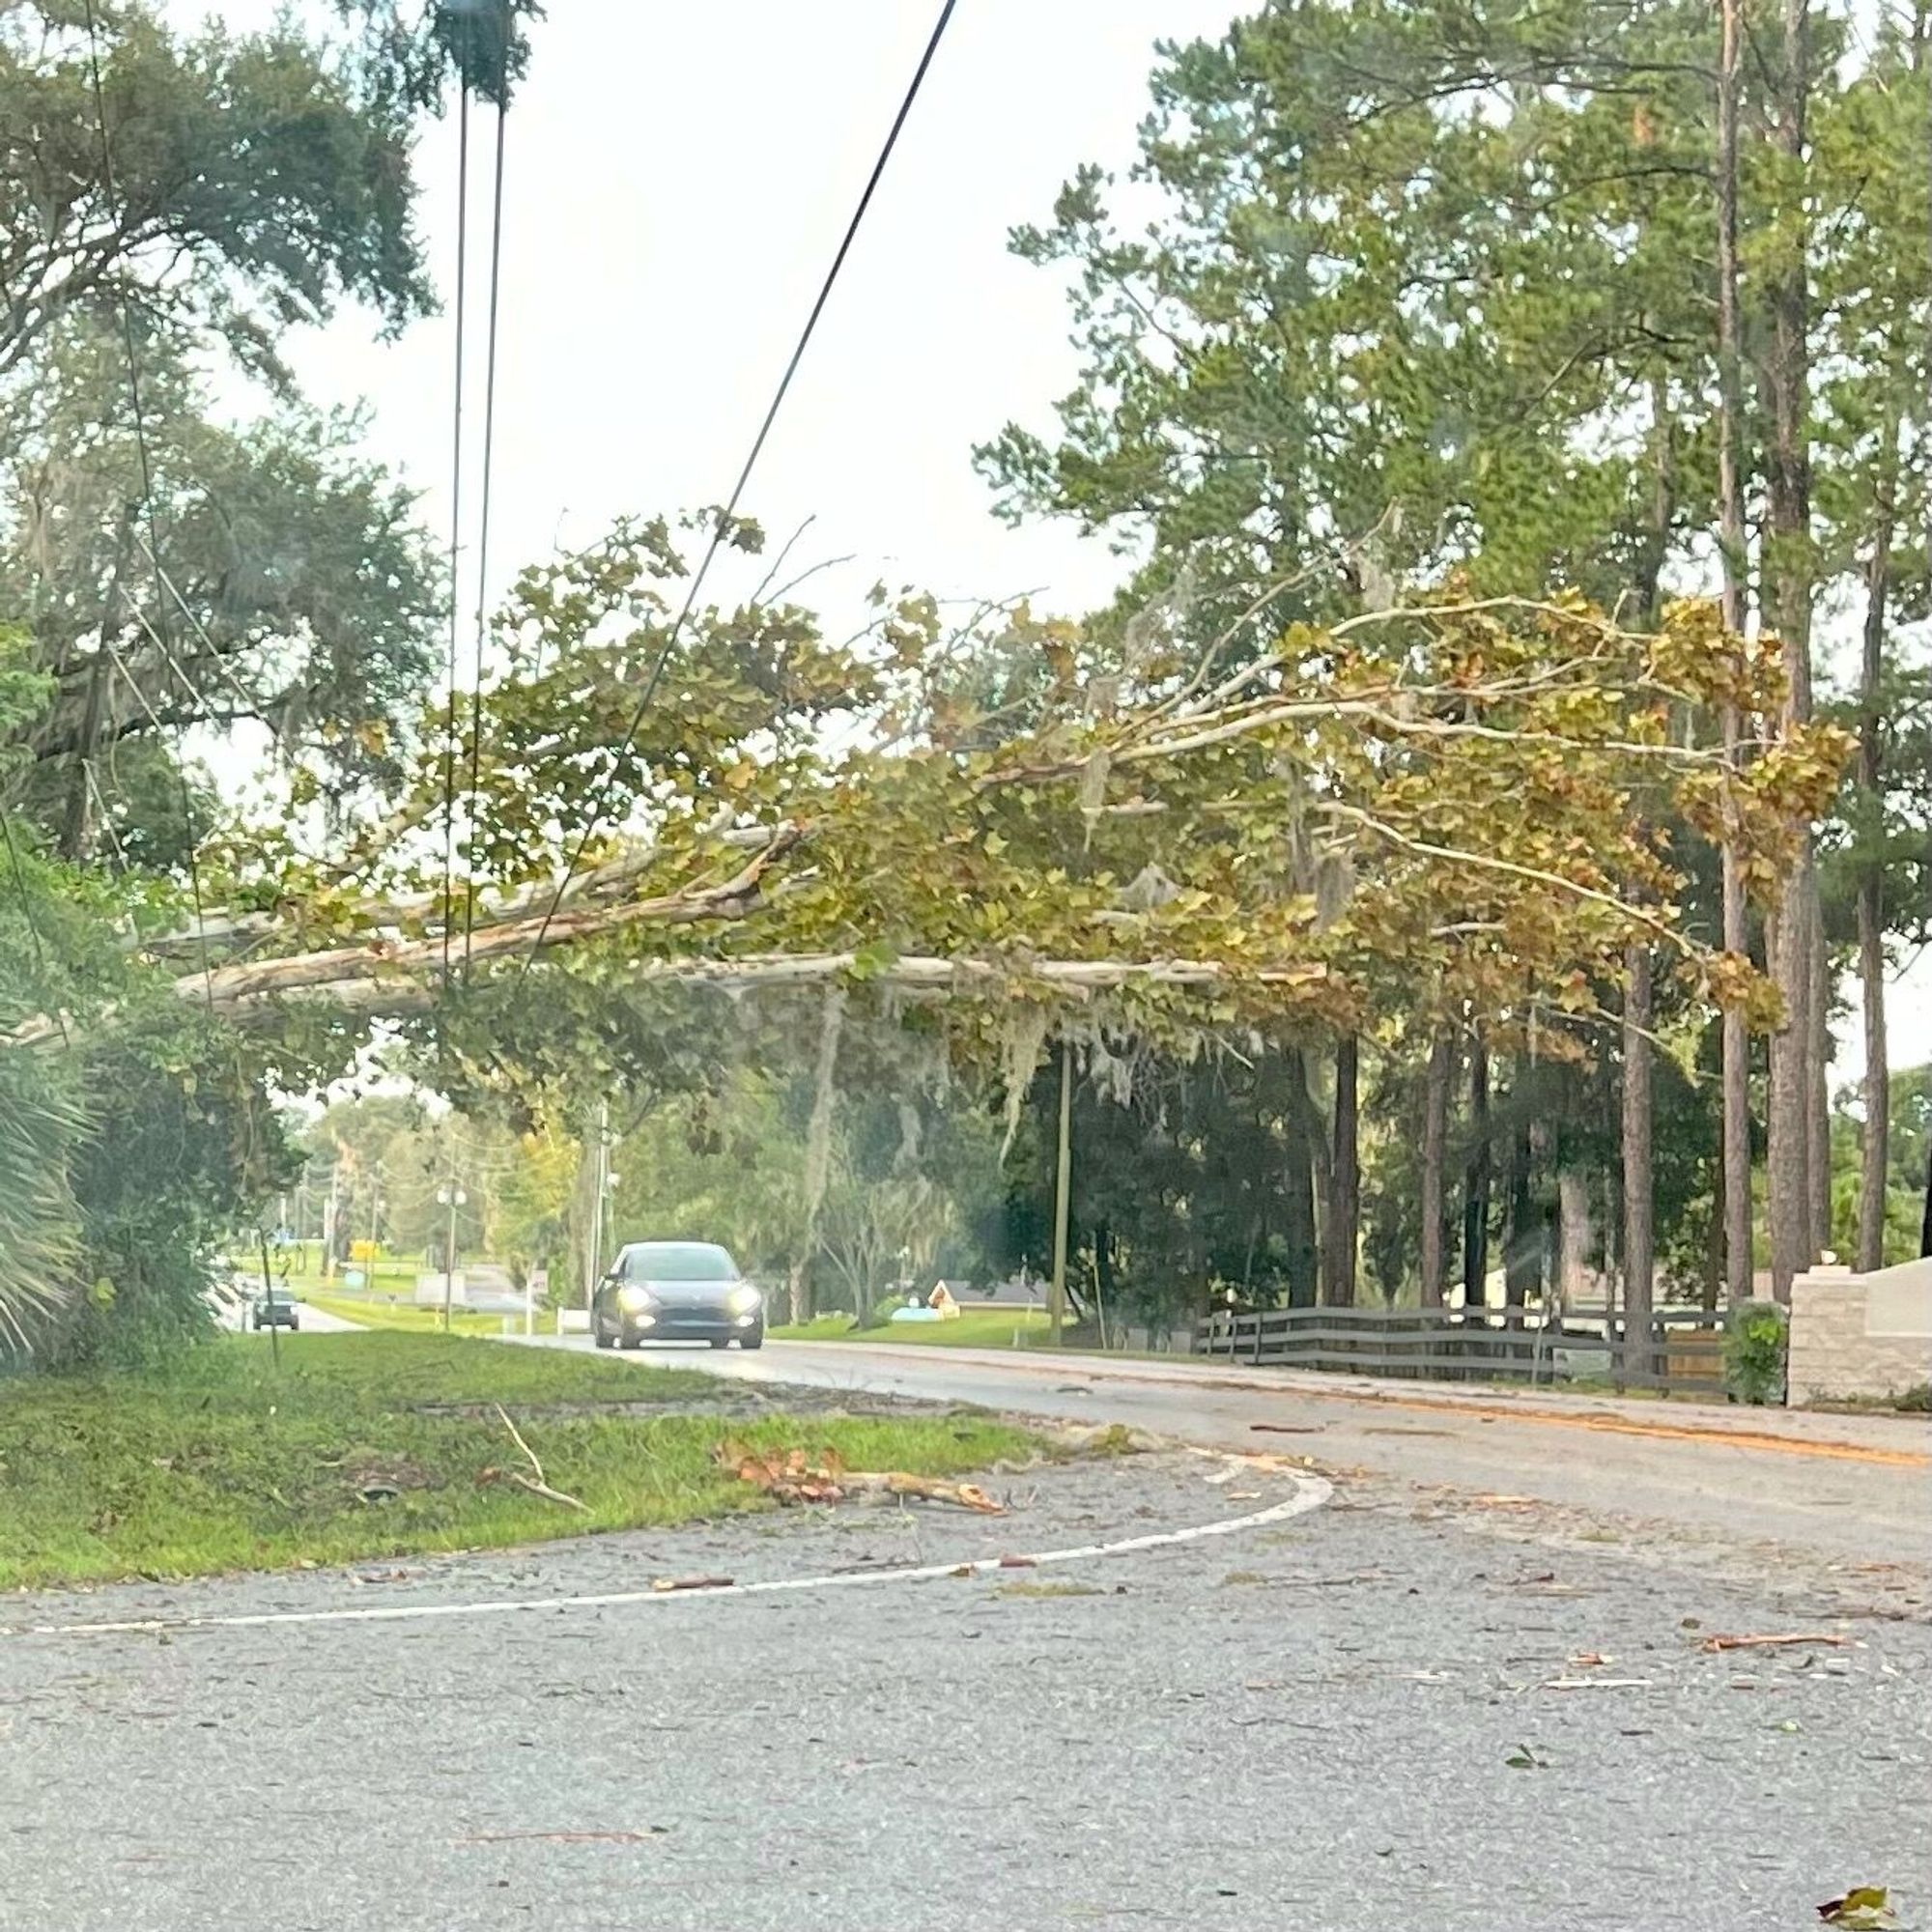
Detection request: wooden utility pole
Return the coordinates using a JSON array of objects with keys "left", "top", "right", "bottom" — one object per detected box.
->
[
  {"left": 257, "top": 1230, "right": 280, "bottom": 1370},
  {"left": 1048, "top": 1040, "right": 1072, "bottom": 1345},
  {"left": 582, "top": 1095, "right": 611, "bottom": 1313},
  {"left": 440, "top": 1151, "right": 462, "bottom": 1333},
  {"left": 321, "top": 1161, "right": 341, "bottom": 1283}
]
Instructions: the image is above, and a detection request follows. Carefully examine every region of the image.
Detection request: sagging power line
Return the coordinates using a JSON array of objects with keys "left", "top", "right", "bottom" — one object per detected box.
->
[{"left": 513, "top": 0, "right": 960, "bottom": 982}]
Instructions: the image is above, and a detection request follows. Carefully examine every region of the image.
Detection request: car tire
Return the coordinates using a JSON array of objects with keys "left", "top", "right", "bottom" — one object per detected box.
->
[
  {"left": 594, "top": 1325, "right": 614, "bottom": 1350},
  {"left": 289, "top": 1319, "right": 299, "bottom": 1331},
  {"left": 739, "top": 1330, "right": 764, "bottom": 1351},
  {"left": 708, "top": 1337, "right": 731, "bottom": 1350}
]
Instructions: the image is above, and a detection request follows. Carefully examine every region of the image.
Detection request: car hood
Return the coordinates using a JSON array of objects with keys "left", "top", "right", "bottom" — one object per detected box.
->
[{"left": 636, "top": 1280, "right": 745, "bottom": 1308}]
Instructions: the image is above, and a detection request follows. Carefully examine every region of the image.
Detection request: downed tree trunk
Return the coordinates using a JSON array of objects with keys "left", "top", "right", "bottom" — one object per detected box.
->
[{"left": 8, "top": 944, "right": 1328, "bottom": 1048}]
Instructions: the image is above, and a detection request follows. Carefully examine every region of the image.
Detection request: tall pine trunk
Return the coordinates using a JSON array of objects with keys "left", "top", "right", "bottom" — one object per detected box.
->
[
  {"left": 1420, "top": 1033, "right": 1451, "bottom": 1308},
  {"left": 1282, "top": 1048, "right": 1319, "bottom": 1308},
  {"left": 1855, "top": 413, "right": 1901, "bottom": 1272},
  {"left": 1557, "top": 1169, "right": 1593, "bottom": 1307},
  {"left": 1326, "top": 1035, "right": 1360, "bottom": 1306},
  {"left": 1504, "top": 1071, "right": 1542, "bottom": 1321},
  {"left": 1763, "top": 0, "right": 1819, "bottom": 1301},
  {"left": 1921, "top": 1143, "right": 1931, "bottom": 1260},
  {"left": 1716, "top": 0, "right": 1755, "bottom": 1300},
  {"left": 1622, "top": 945, "right": 1657, "bottom": 1381},
  {"left": 1463, "top": 1037, "right": 1491, "bottom": 1312}
]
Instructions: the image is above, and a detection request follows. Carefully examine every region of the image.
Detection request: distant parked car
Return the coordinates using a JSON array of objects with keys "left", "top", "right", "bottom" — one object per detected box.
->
[
  {"left": 593, "top": 1241, "right": 763, "bottom": 1350},
  {"left": 251, "top": 1290, "right": 300, "bottom": 1331}
]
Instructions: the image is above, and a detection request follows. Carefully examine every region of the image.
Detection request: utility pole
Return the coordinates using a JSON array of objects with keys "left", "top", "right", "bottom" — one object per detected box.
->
[
  {"left": 583, "top": 1096, "right": 611, "bottom": 1312},
  {"left": 257, "top": 1230, "right": 280, "bottom": 1370},
  {"left": 438, "top": 1151, "right": 468, "bottom": 1333},
  {"left": 1048, "top": 1038, "right": 1073, "bottom": 1347},
  {"left": 322, "top": 1164, "right": 341, "bottom": 1283}
]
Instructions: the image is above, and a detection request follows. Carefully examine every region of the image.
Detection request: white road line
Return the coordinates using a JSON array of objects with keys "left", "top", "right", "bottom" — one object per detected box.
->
[{"left": 6, "top": 1472, "right": 1330, "bottom": 1641}]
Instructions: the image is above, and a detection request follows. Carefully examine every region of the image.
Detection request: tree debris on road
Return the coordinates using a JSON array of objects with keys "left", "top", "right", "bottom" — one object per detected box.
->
[
  {"left": 1817, "top": 1887, "right": 1898, "bottom": 1928},
  {"left": 1700, "top": 1632, "right": 1849, "bottom": 1654},
  {"left": 711, "top": 1439, "right": 1005, "bottom": 1513}
]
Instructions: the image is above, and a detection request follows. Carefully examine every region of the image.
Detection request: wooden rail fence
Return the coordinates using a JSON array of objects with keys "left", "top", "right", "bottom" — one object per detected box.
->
[{"left": 1193, "top": 1303, "right": 1730, "bottom": 1399}]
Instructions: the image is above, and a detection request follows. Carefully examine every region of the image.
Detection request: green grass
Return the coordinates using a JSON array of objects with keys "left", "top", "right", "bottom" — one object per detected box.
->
[
  {"left": 304, "top": 1293, "right": 508, "bottom": 1338},
  {"left": 0, "top": 1332, "right": 1037, "bottom": 1592},
  {"left": 773, "top": 1308, "right": 1056, "bottom": 1349}
]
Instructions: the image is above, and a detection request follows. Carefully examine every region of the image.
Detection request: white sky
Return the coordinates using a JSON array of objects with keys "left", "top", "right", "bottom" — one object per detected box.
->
[
  {"left": 174, "top": 0, "right": 1929, "bottom": 1079},
  {"left": 197, "top": 0, "right": 1225, "bottom": 624}
]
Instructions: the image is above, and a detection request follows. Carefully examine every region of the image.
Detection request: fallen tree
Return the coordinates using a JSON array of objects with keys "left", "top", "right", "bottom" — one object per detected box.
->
[{"left": 9, "top": 589, "right": 1842, "bottom": 1056}]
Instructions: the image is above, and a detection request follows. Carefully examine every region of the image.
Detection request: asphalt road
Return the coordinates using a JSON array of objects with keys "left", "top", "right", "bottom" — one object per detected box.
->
[
  {"left": 537, "top": 1336, "right": 1932, "bottom": 1568},
  {"left": 5, "top": 1344, "right": 1927, "bottom": 1931},
  {"left": 210, "top": 1297, "right": 364, "bottom": 1335}
]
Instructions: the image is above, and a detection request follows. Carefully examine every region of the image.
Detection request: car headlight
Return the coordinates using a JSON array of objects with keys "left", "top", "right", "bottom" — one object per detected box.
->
[
  {"left": 726, "top": 1285, "right": 762, "bottom": 1315},
  {"left": 616, "top": 1285, "right": 656, "bottom": 1315}
]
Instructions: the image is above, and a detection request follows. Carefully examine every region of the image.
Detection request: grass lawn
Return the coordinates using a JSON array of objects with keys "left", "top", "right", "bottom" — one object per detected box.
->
[
  {"left": 304, "top": 1293, "right": 508, "bottom": 1338},
  {"left": 773, "top": 1309, "right": 1057, "bottom": 1349},
  {"left": 0, "top": 1332, "right": 1037, "bottom": 1592}
]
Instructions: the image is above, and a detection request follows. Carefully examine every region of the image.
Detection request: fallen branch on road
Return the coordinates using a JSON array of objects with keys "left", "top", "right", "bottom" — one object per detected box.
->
[
  {"left": 1700, "top": 1632, "right": 1848, "bottom": 1654},
  {"left": 711, "top": 1439, "right": 1004, "bottom": 1513}
]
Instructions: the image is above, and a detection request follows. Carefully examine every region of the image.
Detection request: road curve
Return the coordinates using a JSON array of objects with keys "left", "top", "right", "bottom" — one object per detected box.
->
[{"left": 526, "top": 1334, "right": 1932, "bottom": 1566}]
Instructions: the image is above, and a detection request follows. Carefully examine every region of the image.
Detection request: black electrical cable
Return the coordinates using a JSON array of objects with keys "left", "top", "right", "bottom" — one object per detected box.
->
[
  {"left": 440, "top": 78, "right": 473, "bottom": 997},
  {"left": 81, "top": 0, "right": 214, "bottom": 1012},
  {"left": 513, "top": 0, "right": 959, "bottom": 981},
  {"left": 462, "top": 24, "right": 512, "bottom": 980}
]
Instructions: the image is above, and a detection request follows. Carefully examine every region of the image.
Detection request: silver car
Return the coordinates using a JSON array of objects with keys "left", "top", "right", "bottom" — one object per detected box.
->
[{"left": 592, "top": 1241, "right": 764, "bottom": 1350}]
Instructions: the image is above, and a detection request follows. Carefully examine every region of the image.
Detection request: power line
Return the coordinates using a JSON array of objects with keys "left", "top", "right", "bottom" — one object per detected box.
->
[
  {"left": 514, "top": 0, "right": 959, "bottom": 981},
  {"left": 440, "top": 78, "right": 474, "bottom": 1001},
  {"left": 80, "top": 0, "right": 213, "bottom": 1013},
  {"left": 462, "top": 24, "right": 512, "bottom": 980}
]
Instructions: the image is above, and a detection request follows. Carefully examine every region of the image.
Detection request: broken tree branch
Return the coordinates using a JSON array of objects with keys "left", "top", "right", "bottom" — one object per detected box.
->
[{"left": 489, "top": 1403, "right": 588, "bottom": 1513}]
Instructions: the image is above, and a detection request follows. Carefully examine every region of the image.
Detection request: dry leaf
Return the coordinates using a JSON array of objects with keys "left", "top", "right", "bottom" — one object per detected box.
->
[{"left": 1818, "top": 1887, "right": 1897, "bottom": 1929}]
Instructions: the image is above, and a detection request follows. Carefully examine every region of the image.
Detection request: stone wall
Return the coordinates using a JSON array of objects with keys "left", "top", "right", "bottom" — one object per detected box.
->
[{"left": 1787, "top": 1259, "right": 1932, "bottom": 1405}]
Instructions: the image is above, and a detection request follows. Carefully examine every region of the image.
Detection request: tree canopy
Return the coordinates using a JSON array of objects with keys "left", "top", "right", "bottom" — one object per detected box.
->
[{"left": 4, "top": 0, "right": 1926, "bottom": 1364}]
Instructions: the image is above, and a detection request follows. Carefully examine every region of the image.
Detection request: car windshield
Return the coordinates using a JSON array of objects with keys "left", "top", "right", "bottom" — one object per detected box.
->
[{"left": 624, "top": 1243, "right": 736, "bottom": 1282}]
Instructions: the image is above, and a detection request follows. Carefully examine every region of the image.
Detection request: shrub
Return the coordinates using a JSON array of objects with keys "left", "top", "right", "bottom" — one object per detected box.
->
[{"left": 1724, "top": 1300, "right": 1788, "bottom": 1406}]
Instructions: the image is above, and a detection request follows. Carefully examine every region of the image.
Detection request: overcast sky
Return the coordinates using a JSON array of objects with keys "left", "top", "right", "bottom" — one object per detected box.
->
[
  {"left": 198, "top": 1, "right": 1233, "bottom": 625},
  {"left": 175, "top": 0, "right": 1929, "bottom": 1080}
]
